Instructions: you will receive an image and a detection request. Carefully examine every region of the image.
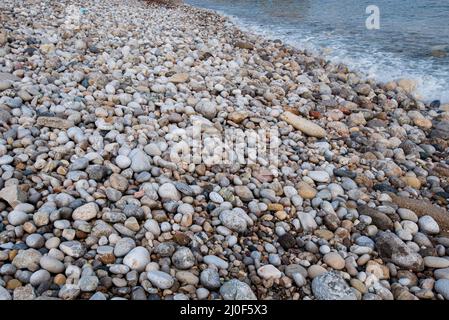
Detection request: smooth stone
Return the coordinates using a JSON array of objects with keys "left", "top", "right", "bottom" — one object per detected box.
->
[
  {"left": 147, "top": 271, "right": 174, "bottom": 289},
  {"left": 113, "top": 237, "right": 136, "bottom": 257},
  {"left": 72, "top": 202, "right": 98, "bottom": 221},
  {"left": 323, "top": 252, "right": 345, "bottom": 270},
  {"left": 203, "top": 255, "right": 229, "bottom": 269},
  {"left": 418, "top": 216, "right": 440, "bottom": 235},
  {"left": 423, "top": 257, "right": 449, "bottom": 269},
  {"left": 307, "top": 171, "right": 330, "bottom": 183},
  {"left": 7, "top": 210, "right": 29, "bottom": 226},
  {"left": 280, "top": 111, "right": 326, "bottom": 138},
  {"left": 435, "top": 279, "right": 449, "bottom": 299},
  {"left": 123, "top": 247, "right": 151, "bottom": 271},
  {"left": 30, "top": 270, "right": 51, "bottom": 287},
  {"left": 39, "top": 256, "right": 65, "bottom": 273}
]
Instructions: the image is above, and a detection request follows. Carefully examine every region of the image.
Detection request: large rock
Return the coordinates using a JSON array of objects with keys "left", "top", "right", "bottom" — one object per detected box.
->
[
  {"left": 375, "top": 231, "right": 424, "bottom": 271},
  {"left": 312, "top": 271, "right": 357, "bottom": 300},
  {"left": 220, "top": 279, "right": 257, "bottom": 300},
  {"left": 0, "top": 185, "right": 27, "bottom": 208},
  {"left": 12, "top": 249, "right": 42, "bottom": 270},
  {"left": 280, "top": 111, "right": 326, "bottom": 138}
]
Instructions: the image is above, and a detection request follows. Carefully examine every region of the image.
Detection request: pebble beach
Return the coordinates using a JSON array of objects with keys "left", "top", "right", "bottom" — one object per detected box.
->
[{"left": 1, "top": 0, "right": 449, "bottom": 300}]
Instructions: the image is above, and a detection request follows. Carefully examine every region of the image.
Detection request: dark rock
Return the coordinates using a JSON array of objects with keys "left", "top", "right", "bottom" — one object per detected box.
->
[
  {"left": 358, "top": 205, "right": 394, "bottom": 230},
  {"left": 86, "top": 165, "right": 109, "bottom": 181},
  {"left": 430, "top": 100, "right": 441, "bottom": 109},
  {"left": 373, "top": 183, "right": 397, "bottom": 193},
  {"left": 333, "top": 169, "right": 357, "bottom": 179},
  {"left": 430, "top": 121, "right": 449, "bottom": 140},
  {"left": 278, "top": 233, "right": 296, "bottom": 250},
  {"left": 375, "top": 231, "right": 424, "bottom": 271}
]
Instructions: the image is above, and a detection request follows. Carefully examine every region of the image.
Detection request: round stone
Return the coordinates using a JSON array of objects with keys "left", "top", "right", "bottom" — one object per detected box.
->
[
  {"left": 323, "top": 252, "right": 345, "bottom": 270},
  {"left": 158, "top": 183, "right": 181, "bottom": 201},
  {"left": 172, "top": 247, "right": 195, "bottom": 270},
  {"left": 123, "top": 247, "right": 151, "bottom": 271}
]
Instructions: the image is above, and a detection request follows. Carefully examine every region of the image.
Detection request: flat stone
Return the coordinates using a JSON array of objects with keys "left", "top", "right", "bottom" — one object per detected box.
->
[
  {"left": 36, "top": 117, "right": 74, "bottom": 129},
  {"left": 307, "top": 171, "right": 330, "bottom": 183},
  {"left": 169, "top": 73, "right": 189, "bottom": 83},
  {"left": 257, "top": 264, "right": 282, "bottom": 280},
  {"left": 423, "top": 257, "right": 449, "bottom": 269}
]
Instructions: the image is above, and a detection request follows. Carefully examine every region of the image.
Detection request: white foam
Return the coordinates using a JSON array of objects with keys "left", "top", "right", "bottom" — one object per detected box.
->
[{"left": 206, "top": 7, "right": 449, "bottom": 103}]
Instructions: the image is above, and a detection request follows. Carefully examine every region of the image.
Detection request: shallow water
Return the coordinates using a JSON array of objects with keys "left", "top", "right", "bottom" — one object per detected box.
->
[{"left": 187, "top": 0, "right": 449, "bottom": 103}]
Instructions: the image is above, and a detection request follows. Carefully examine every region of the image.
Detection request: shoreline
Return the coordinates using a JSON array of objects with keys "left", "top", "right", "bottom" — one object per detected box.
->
[
  {"left": 1, "top": 0, "right": 449, "bottom": 301},
  {"left": 183, "top": 1, "right": 449, "bottom": 105}
]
